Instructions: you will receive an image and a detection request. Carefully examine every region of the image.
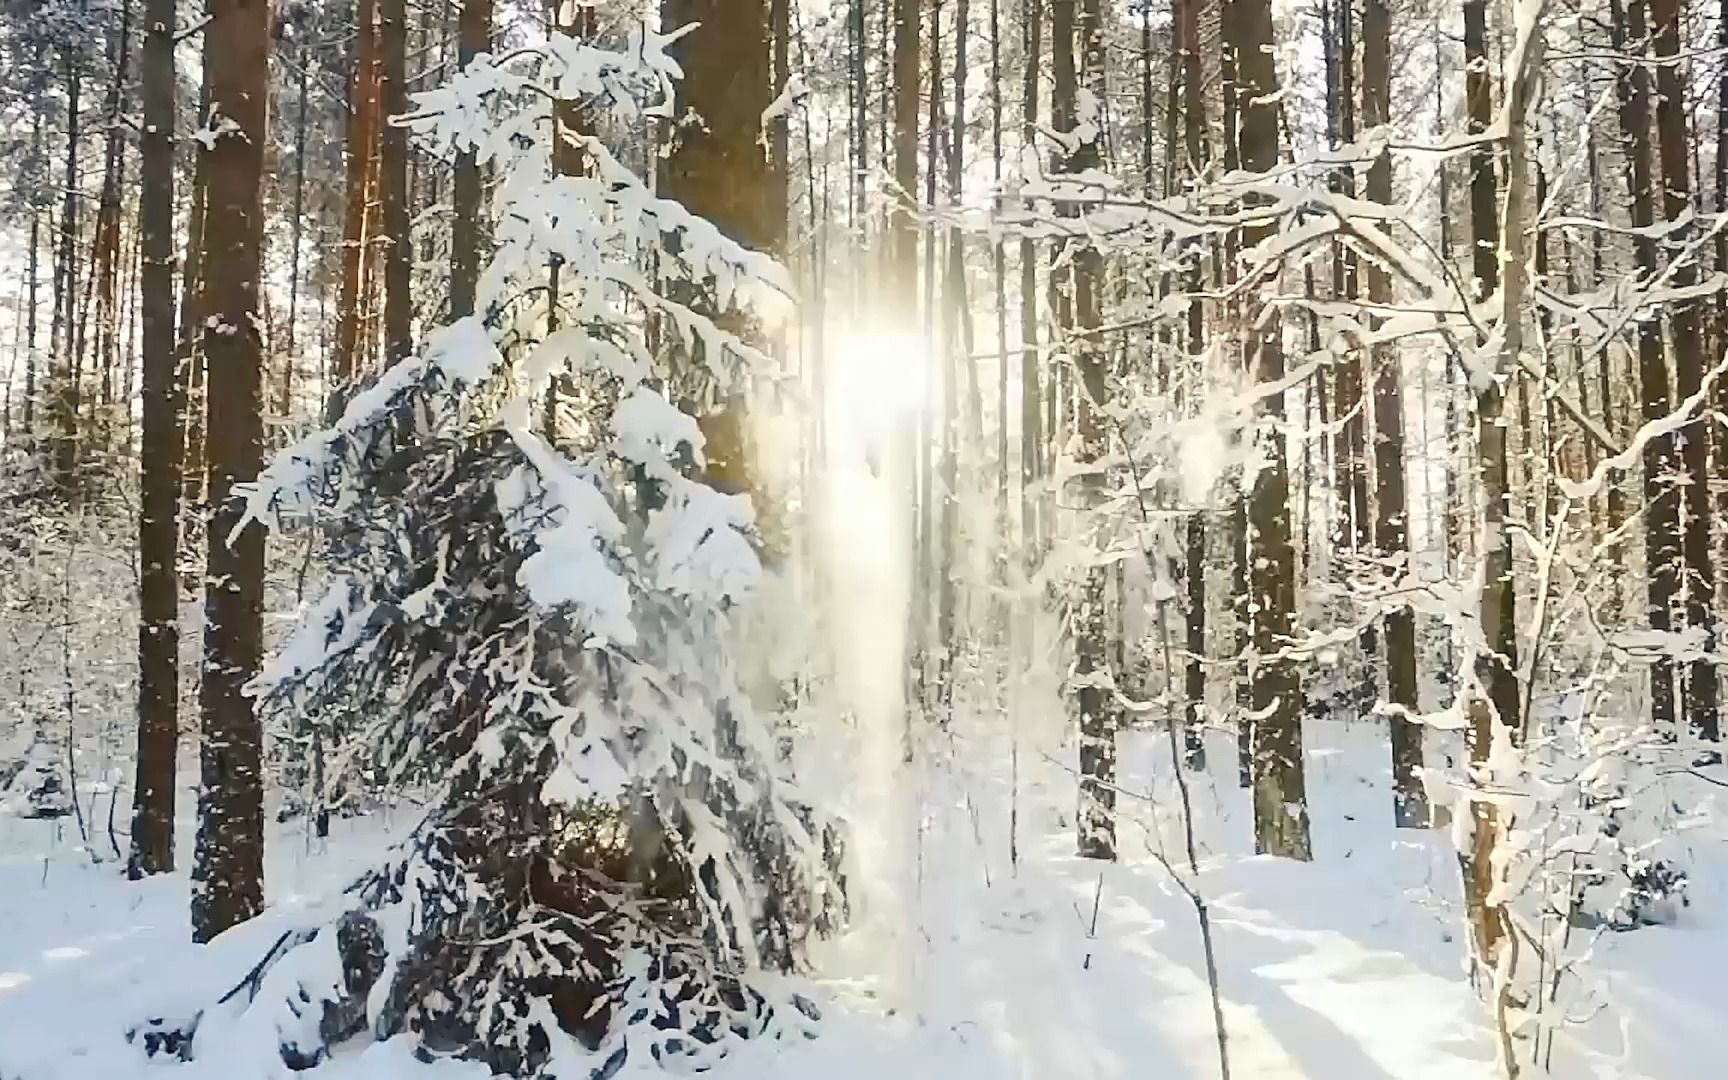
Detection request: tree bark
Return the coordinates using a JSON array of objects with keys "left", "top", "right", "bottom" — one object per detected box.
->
[
  {"left": 1362, "top": 0, "right": 1425, "bottom": 827},
  {"left": 330, "top": 0, "right": 381, "bottom": 409},
  {"left": 192, "top": 0, "right": 270, "bottom": 944},
  {"left": 1611, "top": 0, "right": 1680, "bottom": 736},
  {"left": 380, "top": 0, "right": 412, "bottom": 367},
  {"left": 1648, "top": 0, "right": 1719, "bottom": 741},
  {"left": 1233, "top": 0, "right": 1309, "bottom": 860},
  {"left": 131, "top": 0, "right": 181, "bottom": 879},
  {"left": 449, "top": 0, "right": 492, "bottom": 319}
]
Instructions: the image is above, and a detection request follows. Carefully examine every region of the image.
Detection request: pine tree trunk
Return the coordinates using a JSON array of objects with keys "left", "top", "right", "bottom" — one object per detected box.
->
[
  {"left": 330, "top": 0, "right": 381, "bottom": 408},
  {"left": 1065, "top": 0, "right": 1114, "bottom": 862},
  {"left": 380, "top": 0, "right": 412, "bottom": 367},
  {"left": 1611, "top": 0, "right": 1679, "bottom": 735},
  {"left": 283, "top": 47, "right": 309, "bottom": 415},
  {"left": 1362, "top": 0, "right": 1426, "bottom": 827},
  {"left": 23, "top": 112, "right": 40, "bottom": 435},
  {"left": 131, "top": 0, "right": 182, "bottom": 880},
  {"left": 1019, "top": 0, "right": 1041, "bottom": 563},
  {"left": 449, "top": 0, "right": 492, "bottom": 319},
  {"left": 52, "top": 62, "right": 82, "bottom": 493},
  {"left": 177, "top": 101, "right": 209, "bottom": 527},
  {"left": 1177, "top": 0, "right": 1208, "bottom": 770},
  {"left": 191, "top": 0, "right": 270, "bottom": 945},
  {"left": 1460, "top": 0, "right": 1527, "bottom": 1021},
  {"left": 660, "top": 0, "right": 774, "bottom": 497},
  {"left": 1234, "top": 0, "right": 1309, "bottom": 860},
  {"left": 1649, "top": 0, "right": 1720, "bottom": 741}
]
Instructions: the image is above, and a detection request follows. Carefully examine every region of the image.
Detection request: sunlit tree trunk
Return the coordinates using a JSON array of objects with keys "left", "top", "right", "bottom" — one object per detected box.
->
[
  {"left": 192, "top": 0, "right": 270, "bottom": 944},
  {"left": 1611, "top": 0, "right": 1680, "bottom": 737},
  {"left": 1649, "top": 0, "right": 1719, "bottom": 741},
  {"left": 330, "top": 0, "right": 381, "bottom": 410},
  {"left": 1361, "top": 0, "right": 1425, "bottom": 827},
  {"left": 1068, "top": 0, "right": 1114, "bottom": 862},
  {"left": 450, "top": 0, "right": 492, "bottom": 319},
  {"left": 1233, "top": 0, "right": 1309, "bottom": 860},
  {"left": 131, "top": 0, "right": 182, "bottom": 879},
  {"left": 380, "top": 0, "right": 412, "bottom": 367}
]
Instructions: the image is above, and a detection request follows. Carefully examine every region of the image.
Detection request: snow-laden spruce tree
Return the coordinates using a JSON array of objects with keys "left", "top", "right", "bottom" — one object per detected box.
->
[{"left": 137, "top": 23, "right": 841, "bottom": 1078}]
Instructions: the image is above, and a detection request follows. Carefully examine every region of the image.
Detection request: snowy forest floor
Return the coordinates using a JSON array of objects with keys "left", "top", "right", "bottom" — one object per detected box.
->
[{"left": 2, "top": 713, "right": 1724, "bottom": 1079}]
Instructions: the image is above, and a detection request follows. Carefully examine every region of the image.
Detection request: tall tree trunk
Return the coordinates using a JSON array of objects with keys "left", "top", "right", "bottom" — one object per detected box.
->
[
  {"left": 380, "top": 0, "right": 412, "bottom": 367},
  {"left": 178, "top": 95, "right": 210, "bottom": 528},
  {"left": 23, "top": 112, "right": 41, "bottom": 435},
  {"left": 1234, "top": 0, "right": 1310, "bottom": 860},
  {"left": 131, "top": 0, "right": 182, "bottom": 880},
  {"left": 192, "top": 0, "right": 270, "bottom": 944},
  {"left": 660, "top": 0, "right": 774, "bottom": 497},
  {"left": 52, "top": 61, "right": 82, "bottom": 493},
  {"left": 1611, "top": 0, "right": 1679, "bottom": 736},
  {"left": 330, "top": 0, "right": 381, "bottom": 409},
  {"left": 893, "top": 0, "right": 922, "bottom": 723},
  {"left": 1179, "top": 0, "right": 1207, "bottom": 769},
  {"left": 1648, "top": 0, "right": 1719, "bottom": 741},
  {"left": 1019, "top": 0, "right": 1041, "bottom": 564},
  {"left": 1361, "top": 0, "right": 1425, "bottom": 826},
  {"left": 1064, "top": 0, "right": 1115, "bottom": 862},
  {"left": 93, "top": 0, "right": 134, "bottom": 444},
  {"left": 1329, "top": 0, "right": 1367, "bottom": 562},
  {"left": 1460, "top": 0, "right": 1528, "bottom": 1031},
  {"left": 449, "top": 0, "right": 492, "bottom": 318},
  {"left": 283, "top": 43, "right": 309, "bottom": 415}
]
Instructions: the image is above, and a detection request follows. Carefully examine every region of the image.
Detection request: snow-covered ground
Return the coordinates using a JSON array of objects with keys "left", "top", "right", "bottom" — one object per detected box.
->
[{"left": 3, "top": 712, "right": 1722, "bottom": 1079}]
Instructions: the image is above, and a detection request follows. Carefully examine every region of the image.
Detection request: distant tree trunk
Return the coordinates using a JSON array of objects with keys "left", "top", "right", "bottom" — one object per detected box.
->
[
  {"left": 1329, "top": 0, "right": 1367, "bottom": 560},
  {"left": 380, "top": 0, "right": 412, "bottom": 367},
  {"left": 1070, "top": 0, "right": 1114, "bottom": 861},
  {"left": 1019, "top": 0, "right": 1041, "bottom": 562},
  {"left": 1361, "top": 0, "right": 1425, "bottom": 827},
  {"left": 1177, "top": 0, "right": 1207, "bottom": 769},
  {"left": 191, "top": 0, "right": 270, "bottom": 944},
  {"left": 934, "top": 0, "right": 969, "bottom": 721},
  {"left": 177, "top": 99, "right": 210, "bottom": 528},
  {"left": 283, "top": 42, "right": 309, "bottom": 415},
  {"left": 330, "top": 0, "right": 381, "bottom": 409},
  {"left": 93, "top": 0, "right": 135, "bottom": 442},
  {"left": 918, "top": 0, "right": 943, "bottom": 717},
  {"left": 895, "top": 0, "right": 923, "bottom": 731},
  {"left": 1235, "top": 0, "right": 1309, "bottom": 860},
  {"left": 449, "top": 0, "right": 492, "bottom": 319},
  {"left": 23, "top": 112, "right": 41, "bottom": 435},
  {"left": 52, "top": 61, "right": 82, "bottom": 493},
  {"left": 1220, "top": 0, "right": 1252, "bottom": 787},
  {"left": 131, "top": 0, "right": 182, "bottom": 880},
  {"left": 1610, "top": 0, "right": 1679, "bottom": 736},
  {"left": 1648, "top": 0, "right": 1719, "bottom": 741}
]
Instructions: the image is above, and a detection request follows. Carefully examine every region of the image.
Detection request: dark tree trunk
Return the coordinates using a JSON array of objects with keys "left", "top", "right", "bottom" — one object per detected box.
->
[
  {"left": 380, "top": 0, "right": 412, "bottom": 367},
  {"left": 131, "top": 0, "right": 183, "bottom": 880},
  {"left": 1233, "top": 0, "right": 1309, "bottom": 860},
  {"left": 331, "top": 0, "right": 381, "bottom": 407},
  {"left": 1648, "top": 0, "right": 1720, "bottom": 741},
  {"left": 1362, "top": 0, "right": 1425, "bottom": 826},
  {"left": 1071, "top": 0, "right": 1114, "bottom": 861},
  {"left": 1611, "top": 0, "right": 1680, "bottom": 736},
  {"left": 449, "top": 0, "right": 492, "bottom": 318},
  {"left": 1019, "top": 0, "right": 1041, "bottom": 564},
  {"left": 191, "top": 0, "right": 270, "bottom": 945}
]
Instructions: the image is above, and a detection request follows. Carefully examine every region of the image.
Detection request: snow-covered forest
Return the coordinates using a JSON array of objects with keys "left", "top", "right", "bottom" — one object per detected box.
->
[{"left": 0, "top": 0, "right": 1726, "bottom": 1075}]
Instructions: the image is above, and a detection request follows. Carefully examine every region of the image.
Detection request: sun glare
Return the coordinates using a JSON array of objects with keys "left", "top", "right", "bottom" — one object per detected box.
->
[{"left": 824, "top": 330, "right": 932, "bottom": 467}]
